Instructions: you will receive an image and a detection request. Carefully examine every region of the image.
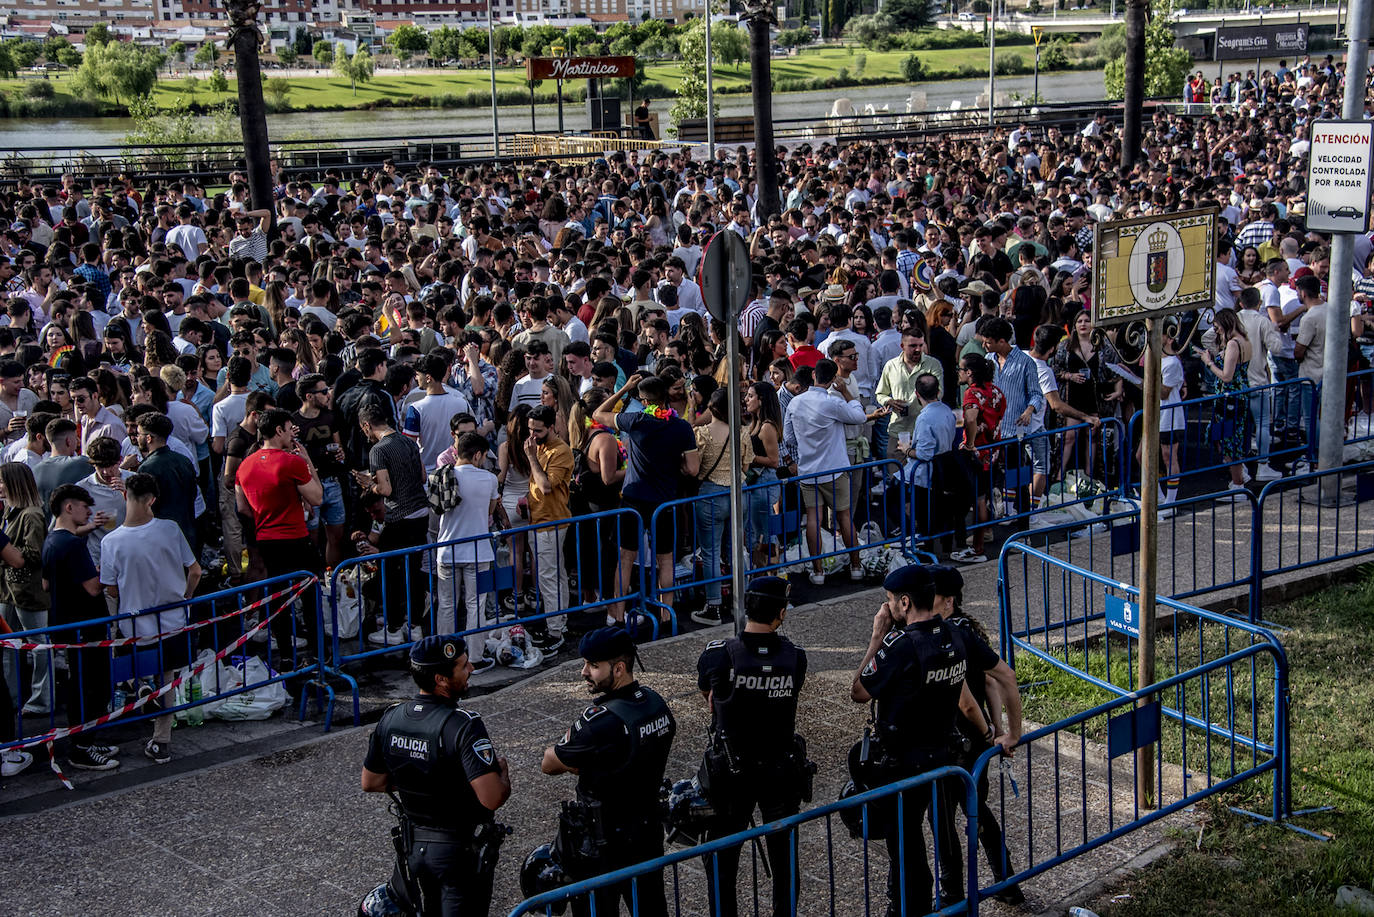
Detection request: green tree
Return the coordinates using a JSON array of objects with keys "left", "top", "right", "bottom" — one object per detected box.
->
[
  {"left": 57, "top": 45, "right": 82, "bottom": 67},
  {"left": 428, "top": 25, "right": 463, "bottom": 62},
  {"left": 168, "top": 40, "right": 186, "bottom": 61},
  {"left": 776, "top": 27, "right": 813, "bottom": 49},
  {"left": 292, "top": 31, "right": 314, "bottom": 56},
  {"left": 313, "top": 41, "right": 333, "bottom": 66},
  {"left": 387, "top": 24, "right": 429, "bottom": 58},
  {"left": 276, "top": 45, "right": 297, "bottom": 67},
  {"left": 1041, "top": 39, "right": 1070, "bottom": 70},
  {"left": 0, "top": 45, "right": 15, "bottom": 79},
  {"left": 334, "top": 46, "right": 374, "bottom": 95},
  {"left": 84, "top": 23, "right": 112, "bottom": 47},
  {"left": 42, "top": 37, "right": 72, "bottom": 63},
  {"left": 883, "top": 0, "right": 934, "bottom": 29},
  {"left": 264, "top": 76, "right": 292, "bottom": 108},
  {"left": 182, "top": 74, "right": 200, "bottom": 99},
  {"left": 522, "top": 24, "right": 563, "bottom": 57},
  {"left": 460, "top": 27, "right": 490, "bottom": 60},
  {"left": 495, "top": 25, "right": 523, "bottom": 55},
  {"left": 194, "top": 42, "right": 219, "bottom": 68},
  {"left": 566, "top": 24, "right": 600, "bottom": 55},
  {"left": 207, "top": 68, "right": 228, "bottom": 93},
  {"left": 845, "top": 12, "right": 895, "bottom": 49},
  {"left": 669, "top": 19, "right": 716, "bottom": 131},
  {"left": 902, "top": 52, "right": 923, "bottom": 80},
  {"left": 712, "top": 22, "right": 748, "bottom": 71},
  {"left": 5, "top": 39, "right": 41, "bottom": 69},
  {"left": 73, "top": 40, "right": 165, "bottom": 102},
  {"left": 1103, "top": 10, "right": 1189, "bottom": 98}
]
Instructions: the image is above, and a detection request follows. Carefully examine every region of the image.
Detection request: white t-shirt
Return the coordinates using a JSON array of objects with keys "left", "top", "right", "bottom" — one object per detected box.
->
[
  {"left": 165, "top": 224, "right": 208, "bottom": 261},
  {"left": 508, "top": 374, "right": 547, "bottom": 411},
  {"left": 211, "top": 391, "right": 249, "bottom": 439},
  {"left": 1214, "top": 261, "right": 1242, "bottom": 311},
  {"left": 437, "top": 463, "right": 500, "bottom": 565},
  {"left": 1160, "top": 355, "right": 1186, "bottom": 433},
  {"left": 402, "top": 390, "right": 473, "bottom": 472},
  {"left": 100, "top": 517, "right": 196, "bottom": 643},
  {"left": 1030, "top": 355, "right": 1052, "bottom": 430}
]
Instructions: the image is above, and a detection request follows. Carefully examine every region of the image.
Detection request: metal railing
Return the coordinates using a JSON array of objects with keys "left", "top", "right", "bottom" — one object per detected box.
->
[{"left": 508, "top": 766, "right": 982, "bottom": 917}]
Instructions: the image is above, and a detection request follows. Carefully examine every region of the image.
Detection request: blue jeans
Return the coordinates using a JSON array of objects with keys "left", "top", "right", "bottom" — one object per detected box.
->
[
  {"left": 870, "top": 413, "right": 890, "bottom": 466},
  {"left": 1248, "top": 387, "right": 1272, "bottom": 460},
  {"left": 1269, "top": 356, "right": 1302, "bottom": 435},
  {"left": 693, "top": 482, "right": 730, "bottom": 605},
  {"left": 744, "top": 469, "right": 780, "bottom": 553}
]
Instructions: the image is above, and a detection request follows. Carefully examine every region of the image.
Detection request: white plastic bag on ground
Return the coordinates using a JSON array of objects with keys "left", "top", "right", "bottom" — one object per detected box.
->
[
  {"left": 173, "top": 649, "right": 233, "bottom": 721},
  {"left": 210, "top": 656, "right": 288, "bottom": 721},
  {"left": 324, "top": 568, "right": 362, "bottom": 639}
]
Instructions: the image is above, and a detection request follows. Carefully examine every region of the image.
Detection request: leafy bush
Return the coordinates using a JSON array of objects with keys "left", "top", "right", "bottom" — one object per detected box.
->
[
  {"left": 23, "top": 80, "right": 55, "bottom": 99},
  {"left": 1041, "top": 40, "right": 1070, "bottom": 70},
  {"left": 902, "top": 54, "right": 924, "bottom": 81}
]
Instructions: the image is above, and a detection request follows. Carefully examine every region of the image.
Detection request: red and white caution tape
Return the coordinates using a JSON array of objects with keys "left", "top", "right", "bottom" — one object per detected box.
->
[
  {"left": 8, "top": 576, "right": 317, "bottom": 788},
  {"left": 0, "top": 579, "right": 309, "bottom": 652}
]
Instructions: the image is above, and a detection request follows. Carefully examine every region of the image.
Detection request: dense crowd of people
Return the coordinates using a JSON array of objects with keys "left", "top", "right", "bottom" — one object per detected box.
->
[{"left": 0, "top": 50, "right": 1371, "bottom": 785}]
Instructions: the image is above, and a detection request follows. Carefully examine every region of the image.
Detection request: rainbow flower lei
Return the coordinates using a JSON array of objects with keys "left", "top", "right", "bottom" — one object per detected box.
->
[
  {"left": 641, "top": 404, "right": 679, "bottom": 422},
  {"left": 589, "top": 420, "right": 628, "bottom": 462}
]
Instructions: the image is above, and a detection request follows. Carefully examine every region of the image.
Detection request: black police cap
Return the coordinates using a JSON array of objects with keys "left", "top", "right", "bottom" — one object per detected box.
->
[
  {"left": 410, "top": 635, "right": 465, "bottom": 667},
  {"left": 882, "top": 563, "right": 932, "bottom": 596},
  {"left": 745, "top": 576, "right": 789, "bottom": 604},
  {"left": 578, "top": 626, "right": 636, "bottom": 663},
  {"left": 930, "top": 564, "right": 964, "bottom": 598}
]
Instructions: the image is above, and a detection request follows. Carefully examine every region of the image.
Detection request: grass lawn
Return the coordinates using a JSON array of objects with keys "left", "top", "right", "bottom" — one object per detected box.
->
[
  {"left": 0, "top": 42, "right": 1060, "bottom": 114},
  {"left": 1013, "top": 570, "right": 1374, "bottom": 916}
]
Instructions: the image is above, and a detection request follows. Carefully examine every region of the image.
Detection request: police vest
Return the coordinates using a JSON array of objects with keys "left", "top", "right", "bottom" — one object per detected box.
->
[
  {"left": 710, "top": 636, "right": 802, "bottom": 765},
  {"left": 378, "top": 696, "right": 487, "bottom": 829},
  {"left": 875, "top": 618, "right": 968, "bottom": 761},
  {"left": 576, "top": 687, "right": 675, "bottom": 820}
]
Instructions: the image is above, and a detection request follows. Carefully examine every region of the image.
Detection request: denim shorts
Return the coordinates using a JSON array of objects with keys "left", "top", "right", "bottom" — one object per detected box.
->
[
  {"left": 1028, "top": 433, "right": 1051, "bottom": 475},
  {"left": 308, "top": 477, "right": 346, "bottom": 529}
]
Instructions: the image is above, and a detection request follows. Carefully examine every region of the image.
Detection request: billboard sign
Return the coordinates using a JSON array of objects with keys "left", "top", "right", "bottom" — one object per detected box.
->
[
  {"left": 525, "top": 56, "right": 636, "bottom": 81},
  {"left": 1213, "top": 22, "right": 1309, "bottom": 61}
]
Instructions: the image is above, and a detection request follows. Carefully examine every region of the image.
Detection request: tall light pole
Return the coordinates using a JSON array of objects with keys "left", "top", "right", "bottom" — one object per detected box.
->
[
  {"left": 487, "top": 0, "right": 500, "bottom": 157},
  {"left": 705, "top": 0, "right": 716, "bottom": 160},
  {"left": 1318, "top": 0, "right": 1370, "bottom": 482}
]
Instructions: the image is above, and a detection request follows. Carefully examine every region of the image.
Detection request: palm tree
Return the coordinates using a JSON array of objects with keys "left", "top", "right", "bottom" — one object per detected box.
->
[
  {"left": 1122, "top": 0, "right": 1147, "bottom": 171},
  {"left": 227, "top": 0, "right": 275, "bottom": 234}
]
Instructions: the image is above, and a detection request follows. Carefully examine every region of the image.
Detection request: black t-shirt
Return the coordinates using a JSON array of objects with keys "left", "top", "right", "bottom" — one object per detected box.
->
[
  {"left": 275, "top": 385, "right": 302, "bottom": 415},
  {"left": 616, "top": 410, "right": 697, "bottom": 504},
  {"left": 293, "top": 407, "right": 343, "bottom": 477},
  {"left": 41, "top": 529, "right": 103, "bottom": 629},
  {"left": 369, "top": 431, "right": 428, "bottom": 523}
]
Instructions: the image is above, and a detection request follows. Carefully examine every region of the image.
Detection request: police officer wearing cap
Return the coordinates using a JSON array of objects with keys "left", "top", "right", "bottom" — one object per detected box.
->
[
  {"left": 541, "top": 626, "right": 677, "bottom": 917},
  {"left": 928, "top": 564, "right": 1025, "bottom": 904},
  {"left": 850, "top": 564, "right": 1004, "bottom": 915},
  {"left": 362, "top": 636, "right": 512, "bottom": 917},
  {"left": 693, "top": 576, "right": 810, "bottom": 917}
]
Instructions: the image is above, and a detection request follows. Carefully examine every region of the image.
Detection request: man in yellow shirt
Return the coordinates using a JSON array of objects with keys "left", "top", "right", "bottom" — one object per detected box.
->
[
  {"left": 875, "top": 328, "right": 944, "bottom": 458},
  {"left": 524, "top": 404, "right": 573, "bottom": 651}
]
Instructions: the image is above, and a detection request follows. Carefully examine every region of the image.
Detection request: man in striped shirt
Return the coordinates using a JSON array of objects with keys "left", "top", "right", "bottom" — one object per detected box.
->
[{"left": 227, "top": 209, "right": 272, "bottom": 264}]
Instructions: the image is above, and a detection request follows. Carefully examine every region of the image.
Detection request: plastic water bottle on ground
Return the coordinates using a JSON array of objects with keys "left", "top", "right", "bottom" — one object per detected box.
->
[
  {"left": 187, "top": 677, "right": 205, "bottom": 726},
  {"left": 1068, "top": 907, "right": 1101, "bottom": 917}
]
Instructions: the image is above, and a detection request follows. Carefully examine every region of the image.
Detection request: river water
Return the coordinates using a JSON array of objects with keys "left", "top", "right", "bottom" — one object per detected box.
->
[{"left": 0, "top": 70, "right": 1104, "bottom": 151}]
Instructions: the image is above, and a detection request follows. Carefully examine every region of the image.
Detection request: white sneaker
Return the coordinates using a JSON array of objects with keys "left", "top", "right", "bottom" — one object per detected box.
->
[
  {"left": 1254, "top": 463, "right": 1283, "bottom": 482},
  {"left": 808, "top": 571, "right": 826, "bottom": 585},
  {"left": 1240, "top": 467, "right": 1253, "bottom": 485},
  {"left": 1, "top": 749, "right": 32, "bottom": 778},
  {"left": 849, "top": 565, "right": 865, "bottom": 581},
  {"left": 950, "top": 548, "right": 988, "bottom": 564},
  {"left": 869, "top": 479, "right": 888, "bottom": 496},
  {"left": 366, "top": 626, "right": 416, "bottom": 646}
]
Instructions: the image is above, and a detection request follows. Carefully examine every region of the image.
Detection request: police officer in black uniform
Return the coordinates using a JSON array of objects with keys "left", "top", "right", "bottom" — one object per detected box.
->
[
  {"left": 850, "top": 564, "right": 1006, "bottom": 916},
  {"left": 694, "top": 576, "right": 810, "bottom": 917},
  {"left": 929, "top": 564, "right": 1025, "bottom": 904},
  {"left": 362, "top": 635, "right": 513, "bottom": 917},
  {"left": 541, "top": 626, "right": 677, "bottom": 917}
]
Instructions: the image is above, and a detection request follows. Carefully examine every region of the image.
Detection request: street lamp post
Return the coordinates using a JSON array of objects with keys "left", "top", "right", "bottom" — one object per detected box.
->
[{"left": 487, "top": 0, "right": 500, "bottom": 157}]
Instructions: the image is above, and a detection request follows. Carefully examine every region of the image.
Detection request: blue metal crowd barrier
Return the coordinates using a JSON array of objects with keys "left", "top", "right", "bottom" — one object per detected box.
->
[
  {"left": 508, "top": 766, "right": 982, "bottom": 917},
  {"left": 1344, "top": 368, "right": 1374, "bottom": 447},
  {"left": 906, "top": 419, "right": 1127, "bottom": 554},
  {"left": 1124, "top": 377, "right": 1318, "bottom": 488},
  {"left": 1249, "top": 459, "right": 1374, "bottom": 617},
  {"left": 2, "top": 571, "right": 326, "bottom": 757},
  {"left": 970, "top": 635, "right": 1294, "bottom": 901},
  {"left": 998, "top": 540, "right": 1284, "bottom": 749},
  {"left": 324, "top": 508, "right": 649, "bottom": 724},
  {"left": 1001, "top": 488, "right": 1260, "bottom": 611},
  {"left": 646, "top": 459, "right": 909, "bottom": 609}
]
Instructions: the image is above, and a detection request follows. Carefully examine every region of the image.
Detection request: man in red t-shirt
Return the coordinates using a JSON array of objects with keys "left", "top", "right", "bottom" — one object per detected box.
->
[
  {"left": 955, "top": 354, "right": 1006, "bottom": 564},
  {"left": 235, "top": 408, "right": 325, "bottom": 658}
]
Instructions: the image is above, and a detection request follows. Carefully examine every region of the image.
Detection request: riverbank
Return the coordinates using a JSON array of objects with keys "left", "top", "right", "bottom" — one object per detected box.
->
[{"left": 0, "top": 42, "right": 1100, "bottom": 119}]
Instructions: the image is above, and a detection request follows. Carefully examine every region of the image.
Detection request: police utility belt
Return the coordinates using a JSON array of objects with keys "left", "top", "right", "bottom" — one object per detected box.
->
[{"left": 698, "top": 731, "right": 817, "bottom": 805}]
